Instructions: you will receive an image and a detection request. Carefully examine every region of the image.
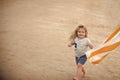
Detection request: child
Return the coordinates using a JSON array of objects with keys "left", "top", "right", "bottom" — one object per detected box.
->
[{"left": 68, "top": 25, "right": 94, "bottom": 80}]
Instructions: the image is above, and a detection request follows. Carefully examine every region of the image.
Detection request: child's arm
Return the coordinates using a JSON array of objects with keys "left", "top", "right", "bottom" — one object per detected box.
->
[
  {"left": 68, "top": 40, "right": 74, "bottom": 47},
  {"left": 88, "top": 44, "right": 94, "bottom": 49},
  {"left": 87, "top": 38, "right": 94, "bottom": 49}
]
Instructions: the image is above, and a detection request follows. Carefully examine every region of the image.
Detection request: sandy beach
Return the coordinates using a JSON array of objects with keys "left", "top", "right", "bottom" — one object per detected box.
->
[{"left": 0, "top": 0, "right": 120, "bottom": 80}]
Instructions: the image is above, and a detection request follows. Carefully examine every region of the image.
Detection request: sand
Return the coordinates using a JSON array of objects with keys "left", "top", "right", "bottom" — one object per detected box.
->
[{"left": 0, "top": 0, "right": 120, "bottom": 80}]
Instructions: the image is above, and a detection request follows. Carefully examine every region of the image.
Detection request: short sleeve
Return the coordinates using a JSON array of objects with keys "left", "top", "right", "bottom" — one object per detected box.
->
[{"left": 87, "top": 38, "right": 93, "bottom": 46}]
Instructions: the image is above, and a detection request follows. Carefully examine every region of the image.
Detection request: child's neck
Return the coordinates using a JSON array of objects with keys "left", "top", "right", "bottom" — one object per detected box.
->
[{"left": 77, "top": 37, "right": 85, "bottom": 39}]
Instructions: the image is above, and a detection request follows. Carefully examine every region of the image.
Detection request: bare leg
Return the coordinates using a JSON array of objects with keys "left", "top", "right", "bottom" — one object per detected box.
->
[
  {"left": 73, "top": 63, "right": 83, "bottom": 80},
  {"left": 82, "top": 67, "right": 86, "bottom": 77}
]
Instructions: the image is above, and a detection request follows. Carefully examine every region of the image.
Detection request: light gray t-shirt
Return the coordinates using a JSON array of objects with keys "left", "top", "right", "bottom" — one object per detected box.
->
[{"left": 74, "top": 37, "right": 92, "bottom": 57}]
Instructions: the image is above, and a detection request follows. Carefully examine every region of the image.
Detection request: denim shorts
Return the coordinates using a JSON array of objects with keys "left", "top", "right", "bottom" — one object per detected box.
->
[{"left": 75, "top": 55, "right": 87, "bottom": 65}]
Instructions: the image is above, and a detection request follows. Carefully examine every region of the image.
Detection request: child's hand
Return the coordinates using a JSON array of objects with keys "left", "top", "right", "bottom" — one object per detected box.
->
[{"left": 68, "top": 41, "right": 73, "bottom": 47}]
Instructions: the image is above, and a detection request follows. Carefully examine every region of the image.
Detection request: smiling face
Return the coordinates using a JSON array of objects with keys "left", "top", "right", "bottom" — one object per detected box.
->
[{"left": 77, "top": 28, "right": 86, "bottom": 39}]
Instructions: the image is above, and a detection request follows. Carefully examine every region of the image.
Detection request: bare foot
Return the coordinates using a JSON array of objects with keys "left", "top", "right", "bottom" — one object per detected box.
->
[{"left": 73, "top": 77, "right": 79, "bottom": 80}]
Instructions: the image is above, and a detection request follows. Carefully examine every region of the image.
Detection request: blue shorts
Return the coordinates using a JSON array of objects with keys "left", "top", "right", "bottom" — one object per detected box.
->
[{"left": 75, "top": 55, "right": 87, "bottom": 65}]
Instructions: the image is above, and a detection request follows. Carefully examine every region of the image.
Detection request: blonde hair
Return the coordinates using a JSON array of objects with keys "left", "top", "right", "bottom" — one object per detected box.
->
[{"left": 69, "top": 25, "right": 88, "bottom": 40}]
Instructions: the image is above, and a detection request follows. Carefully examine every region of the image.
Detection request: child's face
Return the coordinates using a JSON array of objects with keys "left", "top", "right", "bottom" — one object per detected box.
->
[{"left": 77, "top": 28, "right": 86, "bottom": 39}]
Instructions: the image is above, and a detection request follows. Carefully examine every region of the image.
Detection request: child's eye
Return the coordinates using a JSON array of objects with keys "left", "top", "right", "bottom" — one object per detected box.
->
[
  {"left": 78, "top": 31, "right": 85, "bottom": 33},
  {"left": 82, "top": 32, "right": 85, "bottom": 33}
]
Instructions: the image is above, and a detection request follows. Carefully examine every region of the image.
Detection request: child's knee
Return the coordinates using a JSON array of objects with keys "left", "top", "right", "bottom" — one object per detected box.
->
[{"left": 77, "top": 63, "right": 82, "bottom": 68}]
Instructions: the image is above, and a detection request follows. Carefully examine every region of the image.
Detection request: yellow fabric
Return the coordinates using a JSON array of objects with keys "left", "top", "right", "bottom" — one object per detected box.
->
[{"left": 86, "top": 26, "right": 120, "bottom": 64}]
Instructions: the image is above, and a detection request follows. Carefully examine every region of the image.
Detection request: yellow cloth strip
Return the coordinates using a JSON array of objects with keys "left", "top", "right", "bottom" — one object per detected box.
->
[
  {"left": 104, "top": 27, "right": 120, "bottom": 43},
  {"left": 88, "top": 41, "right": 120, "bottom": 59},
  {"left": 91, "top": 54, "right": 108, "bottom": 64},
  {"left": 86, "top": 26, "right": 120, "bottom": 64}
]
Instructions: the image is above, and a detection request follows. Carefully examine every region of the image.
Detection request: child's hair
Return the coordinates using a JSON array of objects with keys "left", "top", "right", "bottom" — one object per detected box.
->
[{"left": 69, "top": 25, "right": 88, "bottom": 40}]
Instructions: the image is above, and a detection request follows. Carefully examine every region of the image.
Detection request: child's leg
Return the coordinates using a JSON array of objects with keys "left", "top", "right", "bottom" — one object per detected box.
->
[
  {"left": 73, "top": 63, "right": 83, "bottom": 80},
  {"left": 82, "top": 67, "right": 86, "bottom": 77}
]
